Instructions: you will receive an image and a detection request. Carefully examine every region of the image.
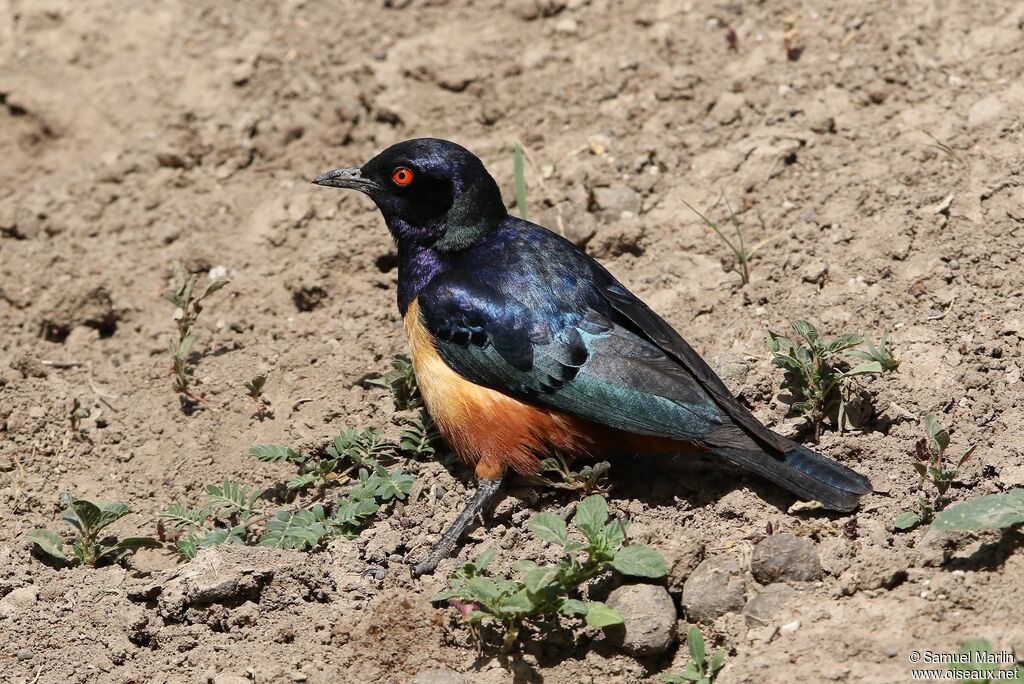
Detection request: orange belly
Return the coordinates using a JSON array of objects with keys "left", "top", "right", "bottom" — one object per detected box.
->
[{"left": 403, "top": 299, "right": 692, "bottom": 479}]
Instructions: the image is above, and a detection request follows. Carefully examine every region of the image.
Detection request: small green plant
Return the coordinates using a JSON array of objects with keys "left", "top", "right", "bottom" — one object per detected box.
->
[
  {"left": 164, "top": 261, "right": 230, "bottom": 397},
  {"left": 244, "top": 373, "right": 273, "bottom": 419},
  {"left": 399, "top": 410, "right": 443, "bottom": 458},
  {"left": 513, "top": 142, "right": 528, "bottom": 220},
  {"left": 536, "top": 450, "right": 611, "bottom": 496},
  {"left": 767, "top": 320, "right": 898, "bottom": 442},
  {"left": 660, "top": 627, "right": 726, "bottom": 684},
  {"left": 432, "top": 495, "right": 665, "bottom": 652},
  {"left": 162, "top": 463, "right": 414, "bottom": 561},
  {"left": 28, "top": 493, "right": 161, "bottom": 567},
  {"left": 947, "top": 638, "right": 1022, "bottom": 683},
  {"left": 931, "top": 489, "right": 1024, "bottom": 532},
  {"left": 68, "top": 397, "right": 90, "bottom": 439},
  {"left": 895, "top": 415, "right": 976, "bottom": 531},
  {"left": 251, "top": 427, "right": 407, "bottom": 491},
  {"left": 847, "top": 332, "right": 900, "bottom": 372},
  {"left": 368, "top": 354, "right": 420, "bottom": 410},
  {"left": 683, "top": 194, "right": 784, "bottom": 286}
]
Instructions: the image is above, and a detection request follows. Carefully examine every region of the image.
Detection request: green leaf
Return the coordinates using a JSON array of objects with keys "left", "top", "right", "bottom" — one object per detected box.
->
[
  {"left": 923, "top": 414, "right": 950, "bottom": 452},
  {"left": 98, "top": 502, "right": 131, "bottom": 530},
  {"left": 894, "top": 511, "right": 923, "bottom": 531},
  {"left": 258, "top": 509, "right": 328, "bottom": 549},
  {"left": 96, "top": 537, "right": 162, "bottom": 565},
  {"left": 472, "top": 548, "right": 499, "bottom": 572},
  {"left": 177, "top": 332, "right": 197, "bottom": 360},
  {"left": 200, "top": 277, "right": 230, "bottom": 299},
  {"left": 709, "top": 648, "right": 726, "bottom": 673},
  {"left": 198, "top": 525, "right": 246, "bottom": 548},
  {"left": 286, "top": 473, "right": 318, "bottom": 491},
  {"left": 206, "top": 480, "right": 262, "bottom": 519},
  {"left": 584, "top": 601, "right": 624, "bottom": 628},
  {"left": 373, "top": 468, "right": 415, "bottom": 501},
  {"left": 932, "top": 490, "right": 1024, "bottom": 531},
  {"left": 559, "top": 598, "right": 588, "bottom": 616},
  {"left": 611, "top": 544, "right": 667, "bottom": 578},
  {"left": 523, "top": 566, "right": 559, "bottom": 594},
  {"left": 71, "top": 499, "right": 103, "bottom": 535},
  {"left": 27, "top": 529, "right": 67, "bottom": 562},
  {"left": 248, "top": 444, "right": 299, "bottom": 462},
  {"left": 843, "top": 361, "right": 883, "bottom": 376},
  {"left": 791, "top": 320, "right": 820, "bottom": 347},
  {"left": 160, "top": 503, "right": 209, "bottom": 531},
  {"left": 602, "top": 518, "right": 627, "bottom": 551},
  {"left": 512, "top": 559, "right": 539, "bottom": 574},
  {"left": 527, "top": 512, "right": 568, "bottom": 545},
  {"left": 498, "top": 591, "right": 534, "bottom": 615},
  {"left": 574, "top": 495, "right": 609, "bottom": 540},
  {"left": 688, "top": 626, "right": 706, "bottom": 671},
  {"left": 118, "top": 536, "right": 163, "bottom": 551},
  {"left": 464, "top": 577, "right": 501, "bottom": 604}
]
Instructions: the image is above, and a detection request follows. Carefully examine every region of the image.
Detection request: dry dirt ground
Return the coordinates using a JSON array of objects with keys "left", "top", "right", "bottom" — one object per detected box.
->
[{"left": 2, "top": 0, "right": 1024, "bottom": 682}]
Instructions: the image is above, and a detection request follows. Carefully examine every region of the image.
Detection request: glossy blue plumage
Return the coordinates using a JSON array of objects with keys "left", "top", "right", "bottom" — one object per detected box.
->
[{"left": 314, "top": 138, "right": 871, "bottom": 511}]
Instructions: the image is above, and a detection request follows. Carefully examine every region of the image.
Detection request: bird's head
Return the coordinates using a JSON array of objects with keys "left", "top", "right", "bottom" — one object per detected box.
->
[{"left": 313, "top": 138, "right": 507, "bottom": 252}]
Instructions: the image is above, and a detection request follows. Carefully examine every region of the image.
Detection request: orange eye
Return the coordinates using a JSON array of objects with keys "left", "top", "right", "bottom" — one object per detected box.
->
[{"left": 392, "top": 167, "right": 414, "bottom": 186}]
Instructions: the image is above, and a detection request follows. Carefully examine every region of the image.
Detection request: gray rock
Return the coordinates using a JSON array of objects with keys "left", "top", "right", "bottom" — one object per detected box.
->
[
  {"left": 707, "top": 352, "right": 751, "bottom": 394},
  {"left": 681, "top": 555, "right": 746, "bottom": 621},
  {"left": 801, "top": 260, "right": 829, "bottom": 285},
  {"left": 710, "top": 92, "right": 746, "bottom": 125},
  {"left": 591, "top": 185, "right": 642, "bottom": 216},
  {"left": 411, "top": 668, "right": 474, "bottom": 684},
  {"left": 606, "top": 583, "right": 677, "bottom": 656},
  {"left": 17, "top": 648, "right": 33, "bottom": 661},
  {"left": 588, "top": 216, "right": 646, "bottom": 258},
  {"left": 743, "top": 582, "right": 797, "bottom": 626},
  {"left": 563, "top": 209, "right": 598, "bottom": 247},
  {"left": 659, "top": 534, "right": 706, "bottom": 595},
  {"left": 212, "top": 675, "right": 251, "bottom": 684},
  {"left": 750, "top": 533, "right": 822, "bottom": 583},
  {"left": 0, "top": 586, "right": 38, "bottom": 618}
]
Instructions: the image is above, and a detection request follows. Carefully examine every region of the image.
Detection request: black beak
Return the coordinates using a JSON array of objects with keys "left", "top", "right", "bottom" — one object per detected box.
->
[{"left": 311, "top": 167, "right": 378, "bottom": 193}]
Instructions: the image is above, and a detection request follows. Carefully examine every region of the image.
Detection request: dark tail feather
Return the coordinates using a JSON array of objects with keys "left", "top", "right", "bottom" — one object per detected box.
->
[{"left": 713, "top": 441, "right": 872, "bottom": 512}]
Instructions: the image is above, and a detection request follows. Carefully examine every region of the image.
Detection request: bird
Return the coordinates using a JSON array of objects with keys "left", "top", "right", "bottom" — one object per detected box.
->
[{"left": 312, "top": 138, "right": 872, "bottom": 577}]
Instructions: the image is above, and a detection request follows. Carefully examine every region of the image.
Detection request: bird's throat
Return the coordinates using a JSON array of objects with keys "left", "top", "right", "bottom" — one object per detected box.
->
[{"left": 396, "top": 243, "right": 445, "bottom": 316}]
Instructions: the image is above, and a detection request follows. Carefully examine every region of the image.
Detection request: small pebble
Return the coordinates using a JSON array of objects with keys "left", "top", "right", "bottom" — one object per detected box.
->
[{"left": 17, "top": 648, "right": 34, "bottom": 661}]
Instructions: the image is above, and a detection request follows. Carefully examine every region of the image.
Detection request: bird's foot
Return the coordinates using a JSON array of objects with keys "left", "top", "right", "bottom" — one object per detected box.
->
[{"left": 410, "top": 477, "right": 503, "bottom": 578}]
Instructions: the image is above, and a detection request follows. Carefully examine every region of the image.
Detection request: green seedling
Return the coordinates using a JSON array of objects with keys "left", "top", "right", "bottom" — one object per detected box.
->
[
  {"left": 513, "top": 142, "right": 528, "bottom": 220},
  {"left": 28, "top": 493, "right": 161, "bottom": 567},
  {"left": 432, "top": 494, "right": 665, "bottom": 652},
  {"left": 895, "top": 414, "right": 976, "bottom": 531},
  {"left": 931, "top": 489, "right": 1024, "bottom": 532},
  {"left": 163, "top": 463, "right": 413, "bottom": 560},
  {"left": 947, "top": 638, "right": 1022, "bottom": 683},
  {"left": 399, "top": 410, "right": 443, "bottom": 458},
  {"left": 847, "top": 332, "right": 900, "bottom": 372},
  {"left": 536, "top": 450, "right": 611, "bottom": 496},
  {"left": 164, "top": 261, "right": 230, "bottom": 397},
  {"left": 251, "top": 427, "right": 404, "bottom": 492},
  {"left": 767, "top": 320, "right": 897, "bottom": 442},
  {"left": 368, "top": 354, "right": 420, "bottom": 410},
  {"left": 683, "top": 194, "right": 782, "bottom": 286},
  {"left": 69, "top": 397, "right": 90, "bottom": 439},
  {"left": 660, "top": 627, "right": 726, "bottom": 684},
  {"left": 244, "top": 373, "right": 273, "bottom": 419}
]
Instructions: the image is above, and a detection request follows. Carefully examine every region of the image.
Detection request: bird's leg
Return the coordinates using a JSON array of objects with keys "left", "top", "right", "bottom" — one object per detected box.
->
[{"left": 411, "top": 477, "right": 504, "bottom": 578}]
